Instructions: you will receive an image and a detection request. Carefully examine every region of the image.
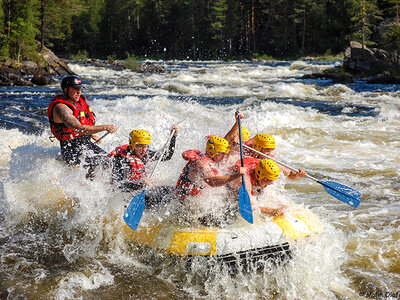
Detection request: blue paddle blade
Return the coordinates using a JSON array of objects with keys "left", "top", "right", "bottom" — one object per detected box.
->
[
  {"left": 123, "top": 190, "right": 146, "bottom": 230},
  {"left": 319, "top": 180, "right": 361, "bottom": 208},
  {"left": 238, "top": 184, "right": 253, "bottom": 223}
]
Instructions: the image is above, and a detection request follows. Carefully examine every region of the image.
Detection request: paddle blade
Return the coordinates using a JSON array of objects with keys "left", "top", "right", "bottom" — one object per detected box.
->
[
  {"left": 319, "top": 180, "right": 361, "bottom": 208},
  {"left": 238, "top": 185, "right": 253, "bottom": 223},
  {"left": 123, "top": 190, "right": 146, "bottom": 230}
]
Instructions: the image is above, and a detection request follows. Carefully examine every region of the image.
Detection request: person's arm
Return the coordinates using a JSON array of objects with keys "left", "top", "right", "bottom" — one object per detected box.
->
[
  {"left": 259, "top": 207, "right": 286, "bottom": 216},
  {"left": 224, "top": 111, "right": 243, "bottom": 146},
  {"left": 201, "top": 161, "right": 246, "bottom": 187},
  {"left": 148, "top": 125, "right": 179, "bottom": 162},
  {"left": 54, "top": 103, "right": 118, "bottom": 135},
  {"left": 280, "top": 165, "right": 307, "bottom": 181}
]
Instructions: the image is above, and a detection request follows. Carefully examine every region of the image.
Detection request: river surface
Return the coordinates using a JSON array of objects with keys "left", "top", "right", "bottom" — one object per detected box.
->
[{"left": 0, "top": 60, "right": 399, "bottom": 299}]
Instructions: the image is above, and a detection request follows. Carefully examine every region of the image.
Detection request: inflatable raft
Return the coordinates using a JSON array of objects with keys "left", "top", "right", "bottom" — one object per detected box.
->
[{"left": 120, "top": 205, "right": 323, "bottom": 270}]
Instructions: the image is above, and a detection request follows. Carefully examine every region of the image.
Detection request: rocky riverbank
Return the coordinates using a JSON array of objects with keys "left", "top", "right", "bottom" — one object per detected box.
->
[
  {"left": 302, "top": 41, "right": 400, "bottom": 84},
  {"left": 0, "top": 48, "right": 166, "bottom": 87},
  {"left": 0, "top": 46, "right": 75, "bottom": 86}
]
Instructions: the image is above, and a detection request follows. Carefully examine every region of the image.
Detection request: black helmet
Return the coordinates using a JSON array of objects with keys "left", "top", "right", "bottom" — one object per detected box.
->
[{"left": 61, "top": 75, "right": 82, "bottom": 90}]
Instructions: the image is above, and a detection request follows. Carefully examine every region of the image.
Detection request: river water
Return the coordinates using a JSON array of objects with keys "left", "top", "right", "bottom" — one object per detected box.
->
[{"left": 0, "top": 60, "right": 399, "bottom": 299}]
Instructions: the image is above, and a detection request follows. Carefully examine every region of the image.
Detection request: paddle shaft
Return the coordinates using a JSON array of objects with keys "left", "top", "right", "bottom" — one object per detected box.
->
[
  {"left": 96, "top": 132, "right": 110, "bottom": 142},
  {"left": 237, "top": 116, "right": 246, "bottom": 180},
  {"left": 242, "top": 144, "right": 319, "bottom": 183},
  {"left": 149, "top": 129, "right": 176, "bottom": 179}
]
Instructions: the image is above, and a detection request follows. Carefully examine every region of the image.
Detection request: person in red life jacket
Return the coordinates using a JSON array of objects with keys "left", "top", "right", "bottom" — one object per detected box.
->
[
  {"left": 247, "top": 133, "right": 307, "bottom": 181},
  {"left": 110, "top": 127, "right": 179, "bottom": 207},
  {"left": 229, "top": 157, "right": 288, "bottom": 217},
  {"left": 48, "top": 75, "right": 118, "bottom": 178},
  {"left": 175, "top": 136, "right": 246, "bottom": 202}
]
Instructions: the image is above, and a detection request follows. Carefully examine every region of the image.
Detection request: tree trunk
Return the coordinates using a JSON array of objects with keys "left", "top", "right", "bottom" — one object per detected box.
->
[
  {"left": 40, "top": 0, "right": 45, "bottom": 52},
  {"left": 252, "top": 0, "right": 255, "bottom": 52},
  {"left": 362, "top": 1, "right": 365, "bottom": 61},
  {"left": 302, "top": 6, "right": 306, "bottom": 50}
]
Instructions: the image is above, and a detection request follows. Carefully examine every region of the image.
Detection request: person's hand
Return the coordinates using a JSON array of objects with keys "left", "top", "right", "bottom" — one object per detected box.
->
[
  {"left": 104, "top": 125, "right": 118, "bottom": 133},
  {"left": 235, "top": 110, "right": 244, "bottom": 122},
  {"left": 171, "top": 125, "right": 179, "bottom": 136},
  {"left": 238, "top": 166, "right": 247, "bottom": 175},
  {"left": 144, "top": 177, "right": 154, "bottom": 186},
  {"left": 296, "top": 169, "right": 307, "bottom": 179},
  {"left": 92, "top": 134, "right": 102, "bottom": 144}
]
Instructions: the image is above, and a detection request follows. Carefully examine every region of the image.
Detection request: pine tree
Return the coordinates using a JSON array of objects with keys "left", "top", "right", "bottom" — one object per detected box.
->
[
  {"left": 1, "top": 0, "right": 39, "bottom": 61},
  {"left": 350, "top": 0, "right": 382, "bottom": 57}
]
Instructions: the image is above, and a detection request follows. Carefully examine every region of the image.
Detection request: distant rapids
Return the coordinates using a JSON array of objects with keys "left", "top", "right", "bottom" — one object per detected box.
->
[{"left": 0, "top": 60, "right": 399, "bottom": 299}]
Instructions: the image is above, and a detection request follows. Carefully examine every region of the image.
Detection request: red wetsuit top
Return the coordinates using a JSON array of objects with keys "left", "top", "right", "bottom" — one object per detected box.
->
[
  {"left": 47, "top": 95, "right": 95, "bottom": 141},
  {"left": 175, "top": 149, "right": 218, "bottom": 201}
]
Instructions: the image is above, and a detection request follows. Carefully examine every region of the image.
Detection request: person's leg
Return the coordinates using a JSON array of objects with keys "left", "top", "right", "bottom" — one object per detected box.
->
[
  {"left": 60, "top": 140, "right": 83, "bottom": 166},
  {"left": 83, "top": 140, "right": 110, "bottom": 179}
]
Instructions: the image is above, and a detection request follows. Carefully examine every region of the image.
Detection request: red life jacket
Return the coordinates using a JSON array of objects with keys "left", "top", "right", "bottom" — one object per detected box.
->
[
  {"left": 47, "top": 95, "right": 96, "bottom": 141},
  {"left": 109, "top": 144, "right": 147, "bottom": 182},
  {"left": 175, "top": 149, "right": 218, "bottom": 201},
  {"left": 235, "top": 157, "right": 260, "bottom": 195}
]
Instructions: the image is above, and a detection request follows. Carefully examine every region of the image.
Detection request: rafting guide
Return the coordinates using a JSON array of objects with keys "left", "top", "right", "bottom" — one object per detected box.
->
[{"left": 47, "top": 75, "right": 118, "bottom": 178}]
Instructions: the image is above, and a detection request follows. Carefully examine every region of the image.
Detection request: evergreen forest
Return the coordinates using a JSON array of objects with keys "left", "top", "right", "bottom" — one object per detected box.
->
[{"left": 1, "top": 0, "right": 400, "bottom": 61}]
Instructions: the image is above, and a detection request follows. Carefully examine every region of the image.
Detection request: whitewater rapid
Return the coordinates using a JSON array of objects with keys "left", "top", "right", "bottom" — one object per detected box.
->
[{"left": 0, "top": 60, "right": 399, "bottom": 299}]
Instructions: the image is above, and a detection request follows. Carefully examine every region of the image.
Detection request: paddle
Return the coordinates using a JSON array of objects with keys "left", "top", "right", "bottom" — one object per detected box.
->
[
  {"left": 96, "top": 131, "right": 110, "bottom": 142},
  {"left": 242, "top": 144, "right": 361, "bottom": 208},
  {"left": 237, "top": 113, "right": 254, "bottom": 223},
  {"left": 123, "top": 129, "right": 177, "bottom": 230}
]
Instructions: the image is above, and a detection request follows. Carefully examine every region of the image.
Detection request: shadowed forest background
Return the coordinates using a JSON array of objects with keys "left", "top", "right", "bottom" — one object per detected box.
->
[{"left": 1, "top": 0, "right": 400, "bottom": 61}]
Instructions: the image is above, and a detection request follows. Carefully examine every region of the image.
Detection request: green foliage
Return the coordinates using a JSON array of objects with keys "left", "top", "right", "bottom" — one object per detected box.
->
[
  {"left": 107, "top": 54, "right": 117, "bottom": 63},
  {"left": 252, "top": 53, "right": 275, "bottom": 61},
  {"left": 382, "top": 24, "right": 400, "bottom": 68},
  {"left": 350, "top": 0, "right": 382, "bottom": 46},
  {"left": 2, "top": 0, "right": 40, "bottom": 61},
  {"left": 70, "top": 50, "right": 89, "bottom": 61},
  {"left": 123, "top": 53, "right": 141, "bottom": 70},
  {"left": 0, "top": 0, "right": 396, "bottom": 61}
]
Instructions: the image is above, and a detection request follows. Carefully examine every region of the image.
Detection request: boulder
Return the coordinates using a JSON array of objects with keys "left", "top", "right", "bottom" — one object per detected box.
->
[
  {"left": 40, "top": 46, "right": 75, "bottom": 75},
  {"left": 343, "top": 41, "right": 395, "bottom": 74},
  {"left": 138, "top": 62, "right": 165, "bottom": 73},
  {"left": 31, "top": 74, "right": 55, "bottom": 85},
  {"left": 0, "top": 45, "right": 74, "bottom": 86},
  {"left": 0, "top": 67, "right": 33, "bottom": 86}
]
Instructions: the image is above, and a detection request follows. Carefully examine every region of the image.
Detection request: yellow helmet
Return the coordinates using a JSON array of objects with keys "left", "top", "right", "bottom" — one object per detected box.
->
[
  {"left": 206, "top": 136, "right": 230, "bottom": 158},
  {"left": 255, "top": 159, "right": 280, "bottom": 181},
  {"left": 253, "top": 133, "right": 275, "bottom": 150},
  {"left": 129, "top": 129, "right": 151, "bottom": 151},
  {"left": 239, "top": 126, "right": 251, "bottom": 142}
]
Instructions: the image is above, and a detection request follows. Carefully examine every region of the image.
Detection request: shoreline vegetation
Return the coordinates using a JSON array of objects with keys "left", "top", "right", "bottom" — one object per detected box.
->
[
  {"left": 2, "top": 45, "right": 400, "bottom": 87},
  {"left": 2, "top": 1, "right": 400, "bottom": 85}
]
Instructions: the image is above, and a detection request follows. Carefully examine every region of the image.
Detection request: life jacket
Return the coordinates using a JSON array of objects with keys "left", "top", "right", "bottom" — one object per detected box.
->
[
  {"left": 175, "top": 149, "right": 218, "bottom": 201},
  {"left": 47, "top": 94, "right": 96, "bottom": 141},
  {"left": 109, "top": 144, "right": 146, "bottom": 182},
  {"left": 235, "top": 157, "right": 260, "bottom": 195}
]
